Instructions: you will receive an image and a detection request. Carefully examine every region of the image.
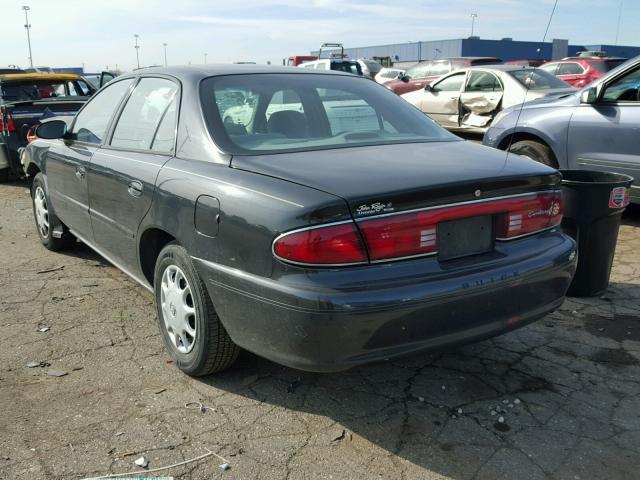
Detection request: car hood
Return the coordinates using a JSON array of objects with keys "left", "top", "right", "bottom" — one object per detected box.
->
[{"left": 232, "top": 140, "right": 560, "bottom": 215}]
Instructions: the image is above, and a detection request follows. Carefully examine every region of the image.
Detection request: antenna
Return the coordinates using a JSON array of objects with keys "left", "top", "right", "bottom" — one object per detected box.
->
[
  {"left": 504, "top": 0, "right": 559, "bottom": 160},
  {"left": 614, "top": 0, "right": 623, "bottom": 45}
]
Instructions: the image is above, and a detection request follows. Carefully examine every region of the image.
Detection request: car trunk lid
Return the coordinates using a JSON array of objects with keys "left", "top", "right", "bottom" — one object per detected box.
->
[{"left": 232, "top": 140, "right": 561, "bottom": 218}]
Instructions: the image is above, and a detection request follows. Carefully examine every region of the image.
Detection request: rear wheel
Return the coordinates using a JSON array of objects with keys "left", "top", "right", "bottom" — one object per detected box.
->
[
  {"left": 31, "top": 173, "right": 76, "bottom": 251},
  {"left": 508, "top": 140, "right": 558, "bottom": 168},
  {"left": 154, "top": 243, "right": 239, "bottom": 376}
]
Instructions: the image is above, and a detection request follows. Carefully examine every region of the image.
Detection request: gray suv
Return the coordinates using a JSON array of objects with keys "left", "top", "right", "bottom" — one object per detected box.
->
[{"left": 483, "top": 55, "right": 639, "bottom": 203}]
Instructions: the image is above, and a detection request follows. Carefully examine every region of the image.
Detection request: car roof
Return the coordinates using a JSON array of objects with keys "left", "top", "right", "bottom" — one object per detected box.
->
[
  {"left": 556, "top": 57, "right": 627, "bottom": 62},
  {"left": 127, "top": 64, "right": 355, "bottom": 80},
  {"left": 0, "top": 73, "right": 82, "bottom": 82},
  {"left": 466, "top": 64, "right": 532, "bottom": 72}
]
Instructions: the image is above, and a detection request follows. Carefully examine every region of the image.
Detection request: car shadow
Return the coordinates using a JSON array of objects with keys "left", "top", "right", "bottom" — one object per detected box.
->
[{"left": 191, "top": 272, "right": 640, "bottom": 478}]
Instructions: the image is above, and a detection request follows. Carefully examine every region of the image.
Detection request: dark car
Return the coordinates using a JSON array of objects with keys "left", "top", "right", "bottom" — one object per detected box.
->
[
  {"left": 25, "top": 65, "right": 576, "bottom": 375},
  {"left": 540, "top": 56, "right": 628, "bottom": 88},
  {"left": 386, "top": 57, "right": 502, "bottom": 95},
  {"left": 484, "top": 55, "right": 640, "bottom": 203},
  {"left": 0, "top": 73, "right": 94, "bottom": 180}
]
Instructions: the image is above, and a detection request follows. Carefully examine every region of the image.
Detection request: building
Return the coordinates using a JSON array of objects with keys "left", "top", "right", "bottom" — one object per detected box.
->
[{"left": 312, "top": 38, "right": 640, "bottom": 68}]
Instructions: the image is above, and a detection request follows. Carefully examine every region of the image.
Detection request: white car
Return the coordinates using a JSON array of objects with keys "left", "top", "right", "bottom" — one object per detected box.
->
[
  {"left": 375, "top": 68, "right": 406, "bottom": 85},
  {"left": 401, "top": 65, "right": 575, "bottom": 133},
  {"left": 357, "top": 59, "right": 383, "bottom": 80},
  {"left": 298, "top": 59, "right": 363, "bottom": 76}
]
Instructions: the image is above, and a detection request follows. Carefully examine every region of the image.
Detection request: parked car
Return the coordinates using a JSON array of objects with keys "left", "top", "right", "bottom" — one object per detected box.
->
[
  {"left": 25, "top": 65, "right": 576, "bottom": 375},
  {"left": 484, "top": 55, "right": 640, "bottom": 203},
  {"left": 298, "top": 58, "right": 363, "bottom": 75},
  {"left": 385, "top": 57, "right": 502, "bottom": 95},
  {"left": 402, "top": 65, "right": 574, "bottom": 133},
  {"left": 375, "top": 67, "right": 406, "bottom": 85},
  {"left": 357, "top": 59, "right": 383, "bottom": 80},
  {"left": 540, "top": 56, "right": 628, "bottom": 88},
  {"left": 0, "top": 73, "right": 94, "bottom": 180},
  {"left": 0, "top": 67, "right": 26, "bottom": 74}
]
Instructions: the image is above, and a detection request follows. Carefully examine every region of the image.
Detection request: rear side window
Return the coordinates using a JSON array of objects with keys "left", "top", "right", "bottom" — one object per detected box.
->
[
  {"left": 556, "top": 63, "right": 584, "bottom": 75},
  {"left": 465, "top": 71, "right": 502, "bottom": 92},
  {"left": 110, "top": 78, "right": 178, "bottom": 151},
  {"left": 70, "top": 79, "right": 133, "bottom": 144},
  {"left": 331, "top": 61, "right": 362, "bottom": 75}
]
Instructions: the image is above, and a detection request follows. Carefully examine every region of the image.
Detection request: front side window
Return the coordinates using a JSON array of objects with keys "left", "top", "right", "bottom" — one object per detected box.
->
[
  {"left": 601, "top": 67, "right": 640, "bottom": 103},
  {"left": 202, "top": 73, "right": 456, "bottom": 155},
  {"left": 432, "top": 73, "right": 465, "bottom": 92},
  {"left": 405, "top": 62, "right": 431, "bottom": 80},
  {"left": 540, "top": 63, "right": 558, "bottom": 75},
  {"left": 70, "top": 79, "right": 133, "bottom": 144},
  {"left": 465, "top": 71, "right": 502, "bottom": 92},
  {"left": 111, "top": 78, "right": 178, "bottom": 151}
]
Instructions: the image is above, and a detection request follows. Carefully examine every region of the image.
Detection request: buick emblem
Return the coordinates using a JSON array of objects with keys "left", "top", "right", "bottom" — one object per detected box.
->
[{"left": 474, "top": 189, "right": 482, "bottom": 198}]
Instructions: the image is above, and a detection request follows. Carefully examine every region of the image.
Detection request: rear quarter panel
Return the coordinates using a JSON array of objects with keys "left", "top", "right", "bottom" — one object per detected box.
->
[{"left": 143, "top": 158, "right": 352, "bottom": 279}]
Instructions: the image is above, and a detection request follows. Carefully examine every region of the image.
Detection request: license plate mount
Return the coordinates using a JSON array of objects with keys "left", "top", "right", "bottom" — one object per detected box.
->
[{"left": 438, "top": 215, "right": 494, "bottom": 261}]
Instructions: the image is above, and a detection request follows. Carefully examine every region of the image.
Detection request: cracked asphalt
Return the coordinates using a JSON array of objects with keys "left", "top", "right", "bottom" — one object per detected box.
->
[{"left": 1, "top": 180, "right": 639, "bottom": 480}]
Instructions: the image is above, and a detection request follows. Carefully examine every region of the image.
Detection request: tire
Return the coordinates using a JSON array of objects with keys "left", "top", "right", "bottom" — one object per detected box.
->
[
  {"left": 0, "top": 168, "right": 9, "bottom": 182},
  {"left": 31, "top": 173, "right": 76, "bottom": 251},
  {"left": 508, "top": 140, "right": 558, "bottom": 168},
  {"left": 154, "top": 242, "right": 239, "bottom": 376}
]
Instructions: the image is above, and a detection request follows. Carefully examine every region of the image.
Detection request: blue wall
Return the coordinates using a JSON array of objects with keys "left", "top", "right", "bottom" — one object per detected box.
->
[{"left": 461, "top": 39, "right": 554, "bottom": 61}]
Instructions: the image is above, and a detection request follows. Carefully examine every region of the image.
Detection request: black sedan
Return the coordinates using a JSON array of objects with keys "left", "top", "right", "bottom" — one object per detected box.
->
[{"left": 24, "top": 65, "right": 577, "bottom": 375}]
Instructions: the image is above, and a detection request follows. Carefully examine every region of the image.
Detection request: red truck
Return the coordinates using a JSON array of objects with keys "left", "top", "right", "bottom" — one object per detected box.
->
[{"left": 287, "top": 56, "right": 319, "bottom": 67}]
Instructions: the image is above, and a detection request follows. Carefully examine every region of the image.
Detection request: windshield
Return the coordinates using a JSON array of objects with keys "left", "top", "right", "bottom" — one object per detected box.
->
[
  {"left": 591, "top": 59, "right": 628, "bottom": 73},
  {"left": 509, "top": 69, "right": 571, "bottom": 90},
  {"left": 202, "top": 73, "right": 456, "bottom": 155}
]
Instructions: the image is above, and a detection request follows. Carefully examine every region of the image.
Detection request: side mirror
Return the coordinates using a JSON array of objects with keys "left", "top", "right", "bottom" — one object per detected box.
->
[
  {"left": 399, "top": 75, "right": 410, "bottom": 82},
  {"left": 580, "top": 86, "right": 598, "bottom": 104},
  {"left": 425, "top": 84, "right": 434, "bottom": 92},
  {"left": 36, "top": 120, "right": 67, "bottom": 140}
]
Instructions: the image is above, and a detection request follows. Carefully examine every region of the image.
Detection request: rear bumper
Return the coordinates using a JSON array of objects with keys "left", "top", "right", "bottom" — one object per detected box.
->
[{"left": 194, "top": 230, "right": 577, "bottom": 372}]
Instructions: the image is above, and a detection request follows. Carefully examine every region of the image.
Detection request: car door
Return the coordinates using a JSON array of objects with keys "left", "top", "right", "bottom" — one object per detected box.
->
[
  {"left": 45, "top": 78, "right": 134, "bottom": 240},
  {"left": 88, "top": 76, "right": 179, "bottom": 271},
  {"left": 459, "top": 70, "right": 504, "bottom": 127},
  {"left": 567, "top": 64, "right": 640, "bottom": 201},
  {"left": 418, "top": 72, "right": 466, "bottom": 127}
]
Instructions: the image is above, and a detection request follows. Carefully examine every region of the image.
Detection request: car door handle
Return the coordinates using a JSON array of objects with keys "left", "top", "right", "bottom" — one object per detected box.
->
[
  {"left": 75, "top": 166, "right": 86, "bottom": 179},
  {"left": 127, "top": 180, "right": 143, "bottom": 197}
]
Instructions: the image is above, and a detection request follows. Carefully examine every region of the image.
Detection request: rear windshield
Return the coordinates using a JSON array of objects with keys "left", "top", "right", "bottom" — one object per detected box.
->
[
  {"left": 201, "top": 73, "right": 456, "bottom": 155},
  {"left": 509, "top": 69, "right": 571, "bottom": 90},
  {"left": 590, "top": 59, "right": 628, "bottom": 73}
]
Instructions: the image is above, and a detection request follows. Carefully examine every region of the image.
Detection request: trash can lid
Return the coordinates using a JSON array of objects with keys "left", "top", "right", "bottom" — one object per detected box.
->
[{"left": 560, "top": 169, "right": 634, "bottom": 187}]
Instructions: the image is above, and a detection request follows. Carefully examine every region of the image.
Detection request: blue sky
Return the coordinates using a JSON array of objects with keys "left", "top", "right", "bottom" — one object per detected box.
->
[{"left": 1, "top": 0, "right": 638, "bottom": 72}]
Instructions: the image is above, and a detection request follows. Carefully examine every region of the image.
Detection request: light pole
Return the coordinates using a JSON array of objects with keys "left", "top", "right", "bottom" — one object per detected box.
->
[
  {"left": 204, "top": 53, "right": 208, "bottom": 64},
  {"left": 134, "top": 34, "right": 140, "bottom": 69},
  {"left": 163, "top": 42, "right": 168, "bottom": 66},
  {"left": 22, "top": 5, "right": 33, "bottom": 68},
  {"left": 615, "top": 0, "right": 624, "bottom": 44},
  {"left": 470, "top": 13, "right": 478, "bottom": 37}
]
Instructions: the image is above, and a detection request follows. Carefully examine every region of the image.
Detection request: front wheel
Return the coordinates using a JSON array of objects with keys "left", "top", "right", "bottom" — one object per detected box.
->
[
  {"left": 508, "top": 140, "right": 558, "bottom": 168},
  {"left": 154, "top": 243, "right": 239, "bottom": 376}
]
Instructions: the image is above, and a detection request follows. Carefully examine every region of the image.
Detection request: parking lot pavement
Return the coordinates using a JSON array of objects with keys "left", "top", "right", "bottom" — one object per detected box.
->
[{"left": 1, "top": 181, "right": 639, "bottom": 480}]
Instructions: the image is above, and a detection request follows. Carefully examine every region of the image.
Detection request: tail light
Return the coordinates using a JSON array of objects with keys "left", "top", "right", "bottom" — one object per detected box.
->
[
  {"left": 273, "top": 191, "right": 562, "bottom": 266},
  {"left": 494, "top": 191, "right": 562, "bottom": 239},
  {"left": 0, "top": 111, "right": 16, "bottom": 133},
  {"left": 273, "top": 222, "right": 368, "bottom": 266}
]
